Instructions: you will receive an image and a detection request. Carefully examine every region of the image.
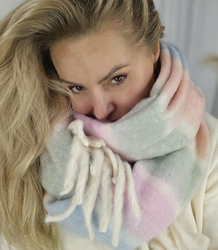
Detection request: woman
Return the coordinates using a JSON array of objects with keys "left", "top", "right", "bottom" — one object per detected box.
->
[{"left": 0, "top": 0, "right": 218, "bottom": 249}]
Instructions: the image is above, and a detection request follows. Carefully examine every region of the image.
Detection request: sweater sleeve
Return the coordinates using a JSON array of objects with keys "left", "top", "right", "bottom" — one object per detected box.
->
[
  {"left": 203, "top": 160, "right": 218, "bottom": 249},
  {"left": 202, "top": 115, "right": 218, "bottom": 249}
]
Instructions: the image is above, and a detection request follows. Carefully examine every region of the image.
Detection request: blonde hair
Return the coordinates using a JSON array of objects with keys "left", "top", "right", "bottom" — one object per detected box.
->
[{"left": 0, "top": 0, "right": 164, "bottom": 249}]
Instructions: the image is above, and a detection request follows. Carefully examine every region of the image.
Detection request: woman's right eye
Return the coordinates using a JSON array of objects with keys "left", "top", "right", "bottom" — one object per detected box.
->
[{"left": 69, "top": 86, "right": 84, "bottom": 93}]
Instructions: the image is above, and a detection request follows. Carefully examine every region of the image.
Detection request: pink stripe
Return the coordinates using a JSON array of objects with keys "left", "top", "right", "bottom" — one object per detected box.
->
[
  {"left": 161, "top": 59, "right": 183, "bottom": 104},
  {"left": 195, "top": 121, "right": 210, "bottom": 158},
  {"left": 122, "top": 163, "right": 178, "bottom": 241}
]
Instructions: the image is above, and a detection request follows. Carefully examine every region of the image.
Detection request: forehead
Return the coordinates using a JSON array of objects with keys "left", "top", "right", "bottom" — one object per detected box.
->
[{"left": 50, "top": 29, "right": 141, "bottom": 67}]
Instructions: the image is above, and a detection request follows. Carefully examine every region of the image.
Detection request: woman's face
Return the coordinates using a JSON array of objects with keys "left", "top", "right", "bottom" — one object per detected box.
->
[{"left": 51, "top": 29, "right": 160, "bottom": 122}]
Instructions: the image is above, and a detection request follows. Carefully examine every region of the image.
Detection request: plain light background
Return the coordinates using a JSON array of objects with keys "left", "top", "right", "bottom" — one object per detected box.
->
[
  {"left": 154, "top": 0, "right": 218, "bottom": 118},
  {"left": 1, "top": 0, "right": 218, "bottom": 117}
]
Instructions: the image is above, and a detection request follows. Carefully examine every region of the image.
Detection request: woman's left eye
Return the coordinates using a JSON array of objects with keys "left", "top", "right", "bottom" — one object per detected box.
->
[{"left": 111, "top": 75, "right": 127, "bottom": 84}]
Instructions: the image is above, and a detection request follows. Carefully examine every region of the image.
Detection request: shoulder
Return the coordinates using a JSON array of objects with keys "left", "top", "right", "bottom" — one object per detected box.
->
[
  {"left": 205, "top": 112, "right": 218, "bottom": 141},
  {"left": 198, "top": 113, "right": 218, "bottom": 247},
  {"left": 204, "top": 113, "right": 218, "bottom": 174}
]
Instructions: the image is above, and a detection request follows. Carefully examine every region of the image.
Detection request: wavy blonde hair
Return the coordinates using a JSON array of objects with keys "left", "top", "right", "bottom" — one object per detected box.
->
[{"left": 0, "top": 0, "right": 164, "bottom": 249}]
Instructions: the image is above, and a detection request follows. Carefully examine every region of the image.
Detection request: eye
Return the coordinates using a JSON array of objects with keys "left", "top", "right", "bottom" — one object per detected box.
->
[
  {"left": 111, "top": 74, "right": 127, "bottom": 85},
  {"left": 69, "top": 85, "right": 84, "bottom": 94}
]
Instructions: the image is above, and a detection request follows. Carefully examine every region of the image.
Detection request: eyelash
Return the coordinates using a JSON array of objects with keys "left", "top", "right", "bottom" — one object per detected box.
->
[
  {"left": 69, "top": 74, "right": 127, "bottom": 94},
  {"left": 69, "top": 85, "right": 84, "bottom": 93},
  {"left": 111, "top": 74, "right": 127, "bottom": 85}
]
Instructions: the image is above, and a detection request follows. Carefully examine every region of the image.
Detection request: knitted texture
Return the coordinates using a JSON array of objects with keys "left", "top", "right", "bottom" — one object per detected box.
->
[{"left": 40, "top": 41, "right": 210, "bottom": 250}]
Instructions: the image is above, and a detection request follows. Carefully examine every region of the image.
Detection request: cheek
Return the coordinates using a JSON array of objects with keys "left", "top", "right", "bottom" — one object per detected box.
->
[
  {"left": 113, "top": 87, "right": 142, "bottom": 109},
  {"left": 114, "top": 74, "right": 154, "bottom": 109},
  {"left": 122, "top": 83, "right": 149, "bottom": 104},
  {"left": 70, "top": 97, "right": 93, "bottom": 114}
]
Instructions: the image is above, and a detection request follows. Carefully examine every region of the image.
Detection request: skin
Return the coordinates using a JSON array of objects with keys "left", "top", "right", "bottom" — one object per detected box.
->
[{"left": 50, "top": 29, "right": 160, "bottom": 122}]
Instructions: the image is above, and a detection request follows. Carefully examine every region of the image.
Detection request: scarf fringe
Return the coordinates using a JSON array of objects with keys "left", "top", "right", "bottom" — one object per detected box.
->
[{"left": 45, "top": 120, "right": 141, "bottom": 247}]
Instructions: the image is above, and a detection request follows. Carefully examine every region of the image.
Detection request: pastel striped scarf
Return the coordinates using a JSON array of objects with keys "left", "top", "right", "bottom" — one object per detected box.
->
[{"left": 40, "top": 41, "right": 210, "bottom": 249}]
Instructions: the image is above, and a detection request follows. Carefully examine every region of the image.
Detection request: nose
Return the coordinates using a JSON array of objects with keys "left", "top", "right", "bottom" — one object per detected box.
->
[{"left": 92, "top": 94, "right": 115, "bottom": 121}]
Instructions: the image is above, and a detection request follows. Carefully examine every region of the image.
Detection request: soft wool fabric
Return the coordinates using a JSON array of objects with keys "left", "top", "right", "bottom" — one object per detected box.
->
[{"left": 40, "top": 41, "right": 211, "bottom": 250}]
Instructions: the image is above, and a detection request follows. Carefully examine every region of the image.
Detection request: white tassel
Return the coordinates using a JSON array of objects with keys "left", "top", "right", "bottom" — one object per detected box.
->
[
  {"left": 45, "top": 195, "right": 77, "bottom": 223},
  {"left": 73, "top": 148, "right": 90, "bottom": 205},
  {"left": 99, "top": 162, "right": 113, "bottom": 233},
  {"left": 83, "top": 148, "right": 104, "bottom": 241},
  {"left": 124, "top": 162, "right": 141, "bottom": 224},
  {"left": 112, "top": 154, "right": 126, "bottom": 247},
  {"left": 46, "top": 120, "right": 141, "bottom": 248},
  {"left": 87, "top": 135, "right": 106, "bottom": 148},
  {"left": 103, "top": 146, "right": 119, "bottom": 184},
  {"left": 68, "top": 120, "right": 89, "bottom": 147},
  {"left": 59, "top": 136, "right": 83, "bottom": 196}
]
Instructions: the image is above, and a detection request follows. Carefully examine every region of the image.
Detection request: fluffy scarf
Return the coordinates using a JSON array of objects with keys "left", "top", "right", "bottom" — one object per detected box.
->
[{"left": 40, "top": 41, "right": 210, "bottom": 250}]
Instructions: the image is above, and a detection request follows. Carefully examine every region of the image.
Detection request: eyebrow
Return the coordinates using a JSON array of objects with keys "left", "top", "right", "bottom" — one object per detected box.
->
[{"left": 60, "top": 63, "right": 130, "bottom": 86}]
